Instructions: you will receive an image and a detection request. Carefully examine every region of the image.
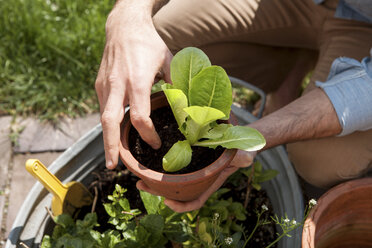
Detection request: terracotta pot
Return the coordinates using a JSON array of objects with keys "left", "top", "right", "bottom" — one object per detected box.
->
[
  {"left": 302, "top": 177, "right": 372, "bottom": 248},
  {"left": 119, "top": 91, "right": 237, "bottom": 201}
]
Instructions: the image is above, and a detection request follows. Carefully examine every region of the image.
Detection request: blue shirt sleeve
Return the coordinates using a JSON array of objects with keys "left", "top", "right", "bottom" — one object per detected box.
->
[
  {"left": 313, "top": 0, "right": 372, "bottom": 24},
  {"left": 315, "top": 49, "right": 372, "bottom": 136}
]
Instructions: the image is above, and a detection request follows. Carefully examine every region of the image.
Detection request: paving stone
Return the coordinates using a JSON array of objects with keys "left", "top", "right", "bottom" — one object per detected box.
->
[
  {"left": 0, "top": 116, "right": 12, "bottom": 236},
  {"left": 0, "top": 116, "right": 12, "bottom": 189},
  {"left": 0, "top": 194, "right": 6, "bottom": 241},
  {"left": 5, "top": 152, "right": 62, "bottom": 238},
  {"left": 13, "top": 113, "right": 100, "bottom": 153}
]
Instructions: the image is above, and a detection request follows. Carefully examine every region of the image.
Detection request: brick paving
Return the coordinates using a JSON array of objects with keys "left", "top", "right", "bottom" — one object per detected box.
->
[{"left": 0, "top": 114, "right": 100, "bottom": 246}]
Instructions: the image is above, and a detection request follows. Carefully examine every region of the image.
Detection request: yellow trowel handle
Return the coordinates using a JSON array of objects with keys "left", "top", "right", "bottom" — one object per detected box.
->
[{"left": 26, "top": 159, "right": 68, "bottom": 202}]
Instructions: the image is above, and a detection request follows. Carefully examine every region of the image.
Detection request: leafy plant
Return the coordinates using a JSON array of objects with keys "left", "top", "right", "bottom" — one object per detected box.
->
[
  {"left": 242, "top": 161, "right": 278, "bottom": 191},
  {"left": 161, "top": 47, "right": 266, "bottom": 172},
  {"left": 41, "top": 184, "right": 189, "bottom": 248},
  {"left": 42, "top": 180, "right": 316, "bottom": 248}
]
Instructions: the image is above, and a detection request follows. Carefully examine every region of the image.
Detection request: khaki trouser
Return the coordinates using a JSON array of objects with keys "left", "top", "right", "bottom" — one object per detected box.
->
[{"left": 153, "top": 0, "right": 372, "bottom": 189}]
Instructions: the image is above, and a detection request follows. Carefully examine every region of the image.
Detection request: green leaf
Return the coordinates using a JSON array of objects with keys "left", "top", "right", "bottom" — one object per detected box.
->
[
  {"left": 101, "top": 230, "right": 122, "bottom": 248},
  {"left": 162, "top": 87, "right": 188, "bottom": 128},
  {"left": 133, "top": 225, "right": 150, "bottom": 244},
  {"left": 41, "top": 235, "right": 52, "bottom": 248},
  {"left": 254, "top": 161, "right": 263, "bottom": 173},
  {"left": 197, "top": 220, "right": 208, "bottom": 235},
  {"left": 183, "top": 106, "right": 225, "bottom": 126},
  {"left": 56, "top": 235, "right": 85, "bottom": 248},
  {"left": 164, "top": 222, "right": 190, "bottom": 243},
  {"left": 140, "top": 214, "right": 165, "bottom": 234},
  {"left": 103, "top": 203, "right": 116, "bottom": 218},
  {"left": 115, "top": 184, "right": 126, "bottom": 195},
  {"left": 119, "top": 198, "right": 130, "bottom": 211},
  {"left": 54, "top": 214, "right": 75, "bottom": 228},
  {"left": 76, "top": 213, "right": 98, "bottom": 231},
  {"left": 163, "top": 140, "right": 192, "bottom": 172},
  {"left": 231, "top": 232, "right": 243, "bottom": 246},
  {"left": 140, "top": 214, "right": 166, "bottom": 245},
  {"left": 140, "top": 190, "right": 163, "bottom": 215},
  {"left": 189, "top": 66, "right": 232, "bottom": 118},
  {"left": 184, "top": 118, "right": 202, "bottom": 144},
  {"left": 252, "top": 183, "right": 262, "bottom": 191},
  {"left": 195, "top": 126, "right": 266, "bottom": 151},
  {"left": 90, "top": 230, "right": 102, "bottom": 244},
  {"left": 256, "top": 169, "right": 279, "bottom": 183},
  {"left": 199, "top": 232, "right": 213, "bottom": 244},
  {"left": 170, "top": 47, "right": 211, "bottom": 97},
  {"left": 199, "top": 123, "right": 232, "bottom": 140},
  {"left": 198, "top": 220, "right": 213, "bottom": 244}
]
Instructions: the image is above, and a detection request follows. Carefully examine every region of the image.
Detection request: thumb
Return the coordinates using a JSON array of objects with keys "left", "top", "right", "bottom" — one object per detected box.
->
[
  {"left": 162, "top": 50, "right": 173, "bottom": 84},
  {"left": 230, "top": 150, "right": 256, "bottom": 168}
]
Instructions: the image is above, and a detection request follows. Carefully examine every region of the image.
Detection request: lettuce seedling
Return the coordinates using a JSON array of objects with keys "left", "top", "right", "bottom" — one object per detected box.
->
[{"left": 161, "top": 47, "right": 266, "bottom": 172}]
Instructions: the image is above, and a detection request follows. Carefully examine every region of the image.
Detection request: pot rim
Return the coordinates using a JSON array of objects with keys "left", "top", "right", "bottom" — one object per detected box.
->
[
  {"left": 302, "top": 177, "right": 372, "bottom": 247},
  {"left": 119, "top": 91, "right": 237, "bottom": 184}
]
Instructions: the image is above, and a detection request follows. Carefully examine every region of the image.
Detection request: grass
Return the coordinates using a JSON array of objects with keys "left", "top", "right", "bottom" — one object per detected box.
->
[
  {"left": 0, "top": 0, "right": 114, "bottom": 121},
  {"left": 0, "top": 0, "right": 314, "bottom": 121}
]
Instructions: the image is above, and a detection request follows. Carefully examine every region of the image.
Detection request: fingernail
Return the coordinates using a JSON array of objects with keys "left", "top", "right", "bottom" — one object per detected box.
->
[
  {"left": 152, "top": 138, "right": 162, "bottom": 150},
  {"left": 106, "top": 160, "right": 114, "bottom": 169},
  {"left": 153, "top": 142, "right": 161, "bottom": 150}
]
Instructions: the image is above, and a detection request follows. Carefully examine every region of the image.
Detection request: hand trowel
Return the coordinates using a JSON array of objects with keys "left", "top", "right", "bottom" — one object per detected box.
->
[{"left": 26, "top": 159, "right": 93, "bottom": 217}]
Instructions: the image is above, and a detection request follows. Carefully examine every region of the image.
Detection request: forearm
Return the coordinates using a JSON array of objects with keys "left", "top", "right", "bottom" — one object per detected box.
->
[
  {"left": 113, "top": 0, "right": 169, "bottom": 17},
  {"left": 106, "top": 0, "right": 169, "bottom": 40},
  {"left": 250, "top": 88, "right": 342, "bottom": 150}
]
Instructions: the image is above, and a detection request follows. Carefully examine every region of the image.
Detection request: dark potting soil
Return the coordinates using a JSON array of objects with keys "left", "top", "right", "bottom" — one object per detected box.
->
[
  {"left": 128, "top": 106, "right": 224, "bottom": 174},
  {"left": 86, "top": 166, "right": 146, "bottom": 233},
  {"left": 245, "top": 190, "right": 277, "bottom": 248}
]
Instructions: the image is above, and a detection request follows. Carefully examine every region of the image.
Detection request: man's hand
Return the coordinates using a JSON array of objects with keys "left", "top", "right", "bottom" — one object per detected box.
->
[
  {"left": 136, "top": 150, "right": 256, "bottom": 213},
  {"left": 95, "top": 1, "right": 172, "bottom": 169}
]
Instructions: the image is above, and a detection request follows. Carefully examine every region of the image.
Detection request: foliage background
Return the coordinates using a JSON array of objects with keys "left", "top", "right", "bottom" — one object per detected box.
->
[{"left": 0, "top": 0, "right": 114, "bottom": 120}]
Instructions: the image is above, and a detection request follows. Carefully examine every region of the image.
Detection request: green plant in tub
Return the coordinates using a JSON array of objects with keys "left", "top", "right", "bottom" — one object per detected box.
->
[{"left": 161, "top": 47, "right": 266, "bottom": 172}]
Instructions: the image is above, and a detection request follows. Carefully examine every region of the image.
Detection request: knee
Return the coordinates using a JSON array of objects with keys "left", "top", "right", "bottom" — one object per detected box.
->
[
  {"left": 287, "top": 141, "right": 333, "bottom": 189},
  {"left": 287, "top": 137, "right": 372, "bottom": 189}
]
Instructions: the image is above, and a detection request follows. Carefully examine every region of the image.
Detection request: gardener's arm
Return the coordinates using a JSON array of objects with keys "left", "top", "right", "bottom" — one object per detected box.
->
[
  {"left": 250, "top": 87, "right": 341, "bottom": 149},
  {"left": 95, "top": 0, "right": 172, "bottom": 169},
  {"left": 253, "top": 53, "right": 372, "bottom": 148}
]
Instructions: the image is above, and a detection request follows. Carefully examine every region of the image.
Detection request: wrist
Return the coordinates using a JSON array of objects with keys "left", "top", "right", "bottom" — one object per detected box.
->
[
  {"left": 107, "top": 0, "right": 154, "bottom": 26},
  {"left": 114, "top": 0, "right": 157, "bottom": 17},
  {"left": 106, "top": 1, "right": 154, "bottom": 38}
]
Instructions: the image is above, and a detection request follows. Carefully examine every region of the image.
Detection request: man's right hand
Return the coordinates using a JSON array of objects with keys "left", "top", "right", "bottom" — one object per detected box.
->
[{"left": 95, "top": 0, "right": 173, "bottom": 169}]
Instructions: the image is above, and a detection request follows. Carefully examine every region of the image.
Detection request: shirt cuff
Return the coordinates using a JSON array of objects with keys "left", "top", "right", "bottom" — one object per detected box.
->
[{"left": 316, "top": 51, "right": 372, "bottom": 136}]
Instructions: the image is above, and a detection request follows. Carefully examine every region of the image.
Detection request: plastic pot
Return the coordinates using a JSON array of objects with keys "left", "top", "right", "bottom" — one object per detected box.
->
[
  {"left": 6, "top": 124, "right": 105, "bottom": 248},
  {"left": 302, "top": 177, "right": 372, "bottom": 248}
]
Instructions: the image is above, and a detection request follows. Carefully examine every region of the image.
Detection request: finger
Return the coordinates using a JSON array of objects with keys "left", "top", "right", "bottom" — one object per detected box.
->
[
  {"left": 165, "top": 166, "right": 240, "bottom": 213},
  {"left": 101, "top": 81, "right": 125, "bottom": 169},
  {"left": 162, "top": 50, "right": 173, "bottom": 84},
  {"left": 136, "top": 180, "right": 162, "bottom": 196},
  {"left": 95, "top": 57, "right": 108, "bottom": 114},
  {"left": 164, "top": 197, "right": 203, "bottom": 213},
  {"left": 230, "top": 150, "right": 256, "bottom": 168},
  {"left": 129, "top": 80, "right": 161, "bottom": 150}
]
